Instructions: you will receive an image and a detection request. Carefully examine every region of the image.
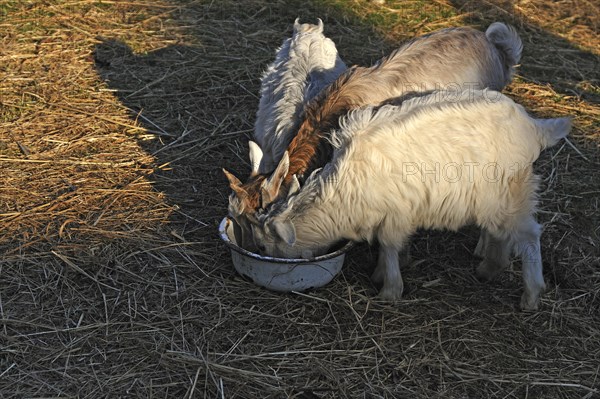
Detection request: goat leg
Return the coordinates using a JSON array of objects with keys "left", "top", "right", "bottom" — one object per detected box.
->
[{"left": 375, "top": 244, "right": 405, "bottom": 301}]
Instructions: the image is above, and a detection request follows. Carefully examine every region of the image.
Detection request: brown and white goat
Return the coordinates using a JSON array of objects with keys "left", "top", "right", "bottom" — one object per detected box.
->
[
  {"left": 224, "top": 22, "right": 523, "bottom": 250},
  {"left": 252, "top": 89, "right": 570, "bottom": 310}
]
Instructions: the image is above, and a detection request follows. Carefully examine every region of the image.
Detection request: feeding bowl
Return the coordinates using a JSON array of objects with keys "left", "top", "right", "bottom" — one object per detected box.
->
[{"left": 219, "top": 217, "right": 353, "bottom": 292}]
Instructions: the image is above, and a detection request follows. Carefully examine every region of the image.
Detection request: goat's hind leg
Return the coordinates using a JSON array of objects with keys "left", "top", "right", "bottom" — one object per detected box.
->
[
  {"left": 515, "top": 217, "right": 546, "bottom": 311},
  {"left": 474, "top": 229, "right": 488, "bottom": 258},
  {"left": 475, "top": 229, "right": 510, "bottom": 281},
  {"left": 482, "top": 218, "right": 546, "bottom": 310},
  {"left": 371, "top": 247, "right": 386, "bottom": 286}
]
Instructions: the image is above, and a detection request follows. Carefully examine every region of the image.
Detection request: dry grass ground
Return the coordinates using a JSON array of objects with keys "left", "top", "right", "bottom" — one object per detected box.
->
[{"left": 1, "top": 0, "right": 599, "bottom": 397}]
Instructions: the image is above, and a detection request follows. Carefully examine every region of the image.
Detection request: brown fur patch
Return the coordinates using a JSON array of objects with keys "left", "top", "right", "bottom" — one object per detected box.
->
[
  {"left": 238, "top": 174, "right": 267, "bottom": 214},
  {"left": 285, "top": 68, "right": 364, "bottom": 181}
]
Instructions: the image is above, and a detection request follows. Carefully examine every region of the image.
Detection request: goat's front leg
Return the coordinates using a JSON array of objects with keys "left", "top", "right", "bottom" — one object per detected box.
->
[
  {"left": 375, "top": 245, "right": 404, "bottom": 301},
  {"left": 372, "top": 245, "right": 409, "bottom": 285}
]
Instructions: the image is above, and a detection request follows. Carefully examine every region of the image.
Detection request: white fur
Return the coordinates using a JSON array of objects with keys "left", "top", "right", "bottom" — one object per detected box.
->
[
  {"left": 254, "top": 90, "right": 570, "bottom": 310},
  {"left": 254, "top": 19, "right": 347, "bottom": 172}
]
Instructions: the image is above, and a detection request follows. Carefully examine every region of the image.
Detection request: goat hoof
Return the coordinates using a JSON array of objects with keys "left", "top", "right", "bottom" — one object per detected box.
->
[
  {"left": 475, "top": 260, "right": 497, "bottom": 281},
  {"left": 377, "top": 285, "right": 404, "bottom": 302},
  {"left": 520, "top": 293, "right": 540, "bottom": 311},
  {"left": 520, "top": 282, "right": 546, "bottom": 311}
]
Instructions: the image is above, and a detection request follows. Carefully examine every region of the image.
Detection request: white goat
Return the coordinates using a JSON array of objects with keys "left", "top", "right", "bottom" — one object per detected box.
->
[
  {"left": 252, "top": 90, "right": 570, "bottom": 310},
  {"left": 252, "top": 18, "right": 347, "bottom": 174}
]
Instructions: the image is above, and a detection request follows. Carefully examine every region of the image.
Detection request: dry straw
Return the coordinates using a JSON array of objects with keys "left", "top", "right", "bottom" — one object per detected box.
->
[{"left": 0, "top": 0, "right": 598, "bottom": 397}]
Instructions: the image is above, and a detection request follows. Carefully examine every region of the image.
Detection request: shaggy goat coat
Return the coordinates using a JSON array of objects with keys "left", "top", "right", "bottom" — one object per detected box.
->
[
  {"left": 253, "top": 90, "right": 570, "bottom": 310},
  {"left": 253, "top": 19, "right": 347, "bottom": 173},
  {"left": 226, "top": 23, "right": 524, "bottom": 250}
]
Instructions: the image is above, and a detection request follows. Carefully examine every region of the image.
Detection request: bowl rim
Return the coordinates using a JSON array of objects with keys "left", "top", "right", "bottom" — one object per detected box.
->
[{"left": 219, "top": 217, "right": 354, "bottom": 264}]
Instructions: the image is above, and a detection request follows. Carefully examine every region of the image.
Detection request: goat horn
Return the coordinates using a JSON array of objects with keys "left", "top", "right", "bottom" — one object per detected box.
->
[{"left": 288, "top": 174, "right": 301, "bottom": 196}]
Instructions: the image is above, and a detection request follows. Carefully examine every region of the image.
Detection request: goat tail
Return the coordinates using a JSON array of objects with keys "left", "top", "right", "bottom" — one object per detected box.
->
[
  {"left": 485, "top": 22, "right": 523, "bottom": 74},
  {"left": 534, "top": 117, "right": 571, "bottom": 148}
]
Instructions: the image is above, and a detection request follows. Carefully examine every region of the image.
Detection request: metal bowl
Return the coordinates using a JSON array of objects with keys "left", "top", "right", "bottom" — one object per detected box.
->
[{"left": 219, "top": 217, "right": 353, "bottom": 292}]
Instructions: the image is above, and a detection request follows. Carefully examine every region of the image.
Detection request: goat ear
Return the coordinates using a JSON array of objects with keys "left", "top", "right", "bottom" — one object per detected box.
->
[
  {"left": 261, "top": 151, "right": 290, "bottom": 206},
  {"left": 317, "top": 18, "right": 324, "bottom": 33},
  {"left": 288, "top": 174, "right": 301, "bottom": 197},
  {"left": 273, "top": 219, "right": 296, "bottom": 246},
  {"left": 223, "top": 168, "right": 242, "bottom": 188},
  {"left": 248, "top": 141, "right": 263, "bottom": 176},
  {"left": 223, "top": 168, "right": 247, "bottom": 198}
]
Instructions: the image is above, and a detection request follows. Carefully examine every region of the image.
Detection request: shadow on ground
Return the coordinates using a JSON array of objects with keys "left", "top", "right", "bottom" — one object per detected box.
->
[{"left": 87, "top": 0, "right": 600, "bottom": 397}]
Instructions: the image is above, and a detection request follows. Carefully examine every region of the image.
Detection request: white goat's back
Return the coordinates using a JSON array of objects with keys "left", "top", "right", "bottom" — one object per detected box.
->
[
  {"left": 254, "top": 20, "right": 347, "bottom": 172},
  {"left": 333, "top": 90, "right": 562, "bottom": 159}
]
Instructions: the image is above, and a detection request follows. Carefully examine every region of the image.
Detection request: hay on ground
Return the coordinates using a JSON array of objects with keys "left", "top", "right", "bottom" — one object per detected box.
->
[{"left": 1, "top": 0, "right": 598, "bottom": 397}]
